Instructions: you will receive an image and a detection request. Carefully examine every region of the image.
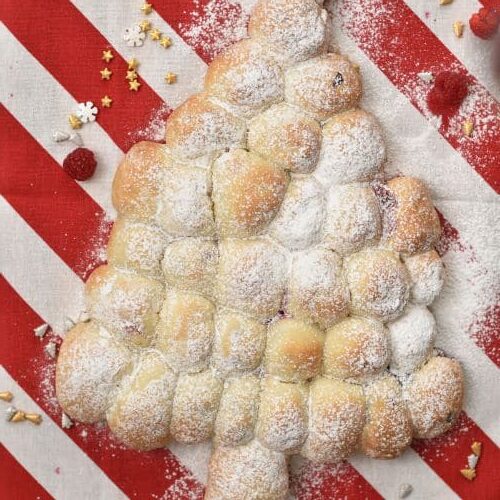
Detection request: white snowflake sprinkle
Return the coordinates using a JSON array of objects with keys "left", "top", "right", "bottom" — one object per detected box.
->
[
  {"left": 34, "top": 323, "right": 49, "bottom": 338},
  {"left": 124, "top": 25, "right": 146, "bottom": 47},
  {"left": 52, "top": 130, "right": 70, "bottom": 143},
  {"left": 76, "top": 101, "right": 98, "bottom": 123},
  {"left": 69, "top": 132, "right": 83, "bottom": 146},
  {"left": 417, "top": 72, "right": 434, "bottom": 83},
  {"left": 467, "top": 454, "right": 479, "bottom": 470},
  {"left": 6, "top": 406, "right": 17, "bottom": 421},
  {"left": 62, "top": 413, "right": 73, "bottom": 429},
  {"left": 44, "top": 341, "right": 57, "bottom": 359},
  {"left": 399, "top": 483, "right": 413, "bottom": 498}
]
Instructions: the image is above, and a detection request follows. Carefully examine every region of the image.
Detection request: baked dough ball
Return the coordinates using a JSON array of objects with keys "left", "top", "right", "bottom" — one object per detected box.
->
[
  {"left": 249, "top": 0, "right": 327, "bottom": 64},
  {"left": 156, "top": 291, "right": 215, "bottom": 373},
  {"left": 384, "top": 177, "right": 442, "bottom": 255},
  {"left": 162, "top": 238, "right": 218, "bottom": 298},
  {"left": 107, "top": 352, "right": 176, "bottom": 451},
  {"left": 323, "top": 317, "right": 389, "bottom": 381},
  {"left": 346, "top": 249, "right": 410, "bottom": 322},
  {"left": 315, "top": 109, "right": 386, "bottom": 187},
  {"left": 215, "top": 376, "right": 261, "bottom": 446},
  {"left": 165, "top": 93, "right": 246, "bottom": 159},
  {"left": 265, "top": 319, "right": 324, "bottom": 382},
  {"left": 212, "top": 149, "right": 289, "bottom": 237},
  {"left": 85, "top": 265, "right": 164, "bottom": 345},
  {"left": 170, "top": 370, "right": 223, "bottom": 443},
  {"left": 248, "top": 104, "right": 322, "bottom": 174},
  {"left": 361, "top": 374, "right": 413, "bottom": 459},
  {"left": 269, "top": 177, "right": 325, "bottom": 250},
  {"left": 206, "top": 439, "right": 288, "bottom": 500},
  {"left": 112, "top": 141, "right": 170, "bottom": 221},
  {"left": 56, "top": 322, "right": 131, "bottom": 423},
  {"left": 256, "top": 378, "right": 308, "bottom": 453},
  {"left": 288, "top": 248, "right": 350, "bottom": 329},
  {"left": 107, "top": 218, "right": 168, "bottom": 277},
  {"left": 404, "top": 356, "right": 463, "bottom": 439},
  {"left": 285, "top": 54, "right": 362, "bottom": 121},
  {"left": 388, "top": 304, "right": 436, "bottom": 375},
  {"left": 216, "top": 239, "right": 288, "bottom": 319},
  {"left": 205, "top": 39, "right": 284, "bottom": 118},
  {"left": 323, "top": 185, "right": 382, "bottom": 255},
  {"left": 404, "top": 250, "right": 445, "bottom": 305},
  {"left": 301, "top": 378, "right": 365, "bottom": 463},
  {"left": 156, "top": 164, "right": 215, "bottom": 237},
  {"left": 211, "top": 312, "right": 267, "bottom": 376}
]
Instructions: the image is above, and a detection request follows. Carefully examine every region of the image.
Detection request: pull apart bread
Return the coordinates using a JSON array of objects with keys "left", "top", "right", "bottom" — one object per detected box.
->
[{"left": 56, "top": 0, "right": 464, "bottom": 497}]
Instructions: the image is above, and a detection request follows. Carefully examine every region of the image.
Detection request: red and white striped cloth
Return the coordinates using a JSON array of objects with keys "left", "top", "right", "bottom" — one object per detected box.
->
[{"left": 1, "top": 1, "right": 499, "bottom": 498}]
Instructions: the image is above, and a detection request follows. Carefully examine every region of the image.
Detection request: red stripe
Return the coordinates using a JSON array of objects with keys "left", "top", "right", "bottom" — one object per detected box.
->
[
  {"left": 0, "top": 445, "right": 53, "bottom": 500},
  {"left": 337, "top": 0, "right": 500, "bottom": 194},
  {"left": 290, "top": 461, "right": 382, "bottom": 500},
  {"left": 413, "top": 412, "right": 500, "bottom": 499},
  {"left": 0, "top": 105, "right": 109, "bottom": 280},
  {"left": 0, "top": 0, "right": 169, "bottom": 152},
  {"left": 0, "top": 275, "right": 204, "bottom": 500},
  {"left": 469, "top": 303, "right": 500, "bottom": 368}
]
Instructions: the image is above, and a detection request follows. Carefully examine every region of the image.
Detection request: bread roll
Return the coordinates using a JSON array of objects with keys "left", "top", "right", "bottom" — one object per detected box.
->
[
  {"left": 315, "top": 109, "right": 385, "bottom": 187},
  {"left": 345, "top": 249, "right": 410, "bottom": 322},
  {"left": 288, "top": 248, "right": 350, "bottom": 329},
  {"left": 112, "top": 141, "right": 169, "bottom": 221},
  {"left": 301, "top": 378, "right": 365, "bottom": 462},
  {"left": 205, "top": 39, "right": 284, "bottom": 118},
  {"left": 265, "top": 319, "right": 324, "bottom": 382},
  {"left": 216, "top": 238, "right": 288, "bottom": 319},
  {"left": 206, "top": 439, "right": 288, "bottom": 500},
  {"left": 155, "top": 291, "right": 215, "bottom": 373},
  {"left": 404, "top": 356, "right": 463, "bottom": 439},
  {"left": 85, "top": 265, "right": 164, "bottom": 345},
  {"left": 388, "top": 304, "right": 436, "bottom": 375},
  {"left": 285, "top": 54, "right": 362, "bottom": 121},
  {"left": 323, "top": 185, "right": 382, "bottom": 255},
  {"left": 212, "top": 149, "right": 289, "bottom": 237},
  {"left": 165, "top": 93, "right": 246, "bottom": 159},
  {"left": 215, "top": 375, "right": 261, "bottom": 446},
  {"left": 384, "top": 177, "right": 441, "bottom": 255},
  {"left": 211, "top": 312, "right": 267, "bottom": 376},
  {"left": 404, "top": 250, "right": 445, "bottom": 305},
  {"left": 170, "top": 370, "right": 223, "bottom": 443},
  {"left": 323, "top": 317, "right": 389, "bottom": 381},
  {"left": 269, "top": 177, "right": 325, "bottom": 250},
  {"left": 56, "top": 322, "right": 131, "bottom": 423},
  {"left": 249, "top": 0, "right": 327, "bottom": 64},
  {"left": 156, "top": 164, "right": 215, "bottom": 237},
  {"left": 361, "top": 374, "right": 413, "bottom": 459},
  {"left": 107, "top": 352, "right": 176, "bottom": 450},
  {"left": 248, "top": 103, "right": 322, "bottom": 174},
  {"left": 162, "top": 238, "right": 218, "bottom": 298},
  {"left": 107, "top": 218, "right": 168, "bottom": 277},
  {"left": 256, "top": 378, "right": 308, "bottom": 453}
]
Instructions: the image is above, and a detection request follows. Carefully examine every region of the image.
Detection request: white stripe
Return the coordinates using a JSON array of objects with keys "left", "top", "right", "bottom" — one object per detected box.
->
[
  {"left": 405, "top": 0, "right": 500, "bottom": 100},
  {"left": 70, "top": 0, "right": 207, "bottom": 108},
  {"left": 0, "top": 197, "right": 84, "bottom": 334},
  {"left": 0, "top": 22, "right": 120, "bottom": 217},
  {"left": 0, "top": 366, "right": 127, "bottom": 500}
]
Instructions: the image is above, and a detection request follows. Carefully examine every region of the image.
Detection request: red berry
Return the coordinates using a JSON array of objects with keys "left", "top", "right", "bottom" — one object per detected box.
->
[
  {"left": 479, "top": 0, "right": 500, "bottom": 13},
  {"left": 63, "top": 147, "right": 97, "bottom": 181},
  {"left": 426, "top": 71, "right": 468, "bottom": 116},
  {"left": 470, "top": 7, "right": 499, "bottom": 40}
]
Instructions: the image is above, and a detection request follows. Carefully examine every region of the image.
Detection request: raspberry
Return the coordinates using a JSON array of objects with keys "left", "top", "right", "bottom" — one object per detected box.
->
[
  {"left": 469, "top": 7, "right": 499, "bottom": 40},
  {"left": 426, "top": 71, "right": 468, "bottom": 116},
  {"left": 63, "top": 147, "right": 97, "bottom": 181}
]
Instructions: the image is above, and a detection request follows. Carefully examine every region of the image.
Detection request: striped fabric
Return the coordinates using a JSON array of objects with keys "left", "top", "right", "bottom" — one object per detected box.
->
[{"left": 1, "top": 0, "right": 499, "bottom": 498}]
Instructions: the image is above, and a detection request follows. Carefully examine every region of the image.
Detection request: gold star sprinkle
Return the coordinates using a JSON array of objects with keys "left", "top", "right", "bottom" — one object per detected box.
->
[
  {"left": 69, "top": 114, "right": 82, "bottom": 129},
  {"left": 0, "top": 391, "right": 13, "bottom": 402},
  {"left": 126, "top": 70, "right": 138, "bottom": 81},
  {"left": 101, "top": 95, "right": 113, "bottom": 108},
  {"left": 440, "top": 0, "right": 453, "bottom": 5},
  {"left": 127, "top": 58, "right": 139, "bottom": 70},
  {"left": 139, "top": 20, "right": 151, "bottom": 32},
  {"left": 102, "top": 50, "right": 114, "bottom": 63},
  {"left": 160, "top": 36, "right": 172, "bottom": 48},
  {"left": 141, "top": 2, "right": 153, "bottom": 15},
  {"left": 463, "top": 119, "right": 474, "bottom": 137},
  {"left": 471, "top": 442, "right": 482, "bottom": 457},
  {"left": 10, "top": 410, "right": 26, "bottom": 423},
  {"left": 150, "top": 28, "right": 161, "bottom": 41},
  {"left": 164, "top": 72, "right": 177, "bottom": 84},
  {"left": 25, "top": 413, "right": 43, "bottom": 425},
  {"left": 460, "top": 468, "right": 476, "bottom": 481},
  {"left": 129, "top": 79, "right": 141, "bottom": 91},
  {"left": 100, "top": 67, "right": 112, "bottom": 80},
  {"left": 453, "top": 21, "right": 464, "bottom": 38}
]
